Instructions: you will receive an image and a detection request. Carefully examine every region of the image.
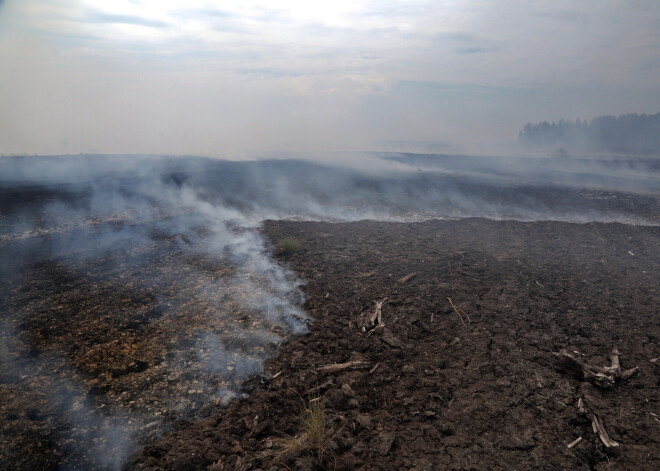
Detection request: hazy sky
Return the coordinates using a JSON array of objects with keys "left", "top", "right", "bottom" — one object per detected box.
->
[{"left": 1, "top": 0, "right": 659, "bottom": 157}]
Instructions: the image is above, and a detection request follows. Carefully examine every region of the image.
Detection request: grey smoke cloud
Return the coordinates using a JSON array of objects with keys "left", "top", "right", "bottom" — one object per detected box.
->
[
  {"left": 0, "top": 155, "right": 311, "bottom": 469},
  {"left": 1, "top": 1, "right": 660, "bottom": 156}
]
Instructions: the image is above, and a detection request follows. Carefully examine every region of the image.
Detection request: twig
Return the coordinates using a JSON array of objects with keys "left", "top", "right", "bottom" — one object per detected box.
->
[
  {"left": 366, "top": 323, "right": 384, "bottom": 338},
  {"left": 592, "top": 415, "right": 619, "bottom": 448},
  {"left": 317, "top": 360, "right": 370, "bottom": 373},
  {"left": 398, "top": 272, "right": 417, "bottom": 283},
  {"left": 567, "top": 437, "right": 582, "bottom": 449},
  {"left": 447, "top": 297, "right": 470, "bottom": 329},
  {"left": 368, "top": 298, "right": 388, "bottom": 327},
  {"left": 577, "top": 397, "right": 619, "bottom": 447}
]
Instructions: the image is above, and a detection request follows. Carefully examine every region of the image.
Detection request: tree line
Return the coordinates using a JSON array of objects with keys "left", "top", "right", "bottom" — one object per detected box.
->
[{"left": 518, "top": 113, "right": 660, "bottom": 155}]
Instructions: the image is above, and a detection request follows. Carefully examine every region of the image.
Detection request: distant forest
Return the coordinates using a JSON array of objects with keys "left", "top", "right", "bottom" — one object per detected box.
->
[{"left": 518, "top": 113, "right": 660, "bottom": 155}]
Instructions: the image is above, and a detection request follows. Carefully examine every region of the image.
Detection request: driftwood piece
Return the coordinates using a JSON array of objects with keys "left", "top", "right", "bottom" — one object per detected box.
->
[
  {"left": 553, "top": 348, "right": 639, "bottom": 389},
  {"left": 317, "top": 360, "right": 370, "bottom": 373}
]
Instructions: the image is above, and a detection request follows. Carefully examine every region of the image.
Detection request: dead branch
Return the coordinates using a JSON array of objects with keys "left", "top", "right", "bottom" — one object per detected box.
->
[
  {"left": 553, "top": 348, "right": 639, "bottom": 389},
  {"left": 553, "top": 350, "right": 616, "bottom": 388},
  {"left": 398, "top": 272, "right": 417, "bottom": 283},
  {"left": 604, "top": 348, "right": 621, "bottom": 377},
  {"left": 577, "top": 397, "right": 589, "bottom": 416},
  {"left": 592, "top": 415, "right": 619, "bottom": 447},
  {"left": 365, "top": 323, "right": 384, "bottom": 338},
  {"left": 621, "top": 366, "right": 640, "bottom": 379},
  {"left": 577, "top": 397, "right": 619, "bottom": 447},
  {"left": 368, "top": 298, "right": 388, "bottom": 327},
  {"left": 558, "top": 348, "right": 639, "bottom": 447},
  {"left": 317, "top": 360, "right": 370, "bottom": 373},
  {"left": 447, "top": 297, "right": 470, "bottom": 329}
]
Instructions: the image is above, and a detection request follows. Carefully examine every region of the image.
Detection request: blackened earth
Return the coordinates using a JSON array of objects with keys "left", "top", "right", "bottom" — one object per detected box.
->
[{"left": 131, "top": 218, "right": 659, "bottom": 470}]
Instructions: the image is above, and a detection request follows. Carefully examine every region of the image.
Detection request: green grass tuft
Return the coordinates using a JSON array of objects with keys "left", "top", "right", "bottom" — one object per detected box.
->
[{"left": 277, "top": 237, "right": 300, "bottom": 255}]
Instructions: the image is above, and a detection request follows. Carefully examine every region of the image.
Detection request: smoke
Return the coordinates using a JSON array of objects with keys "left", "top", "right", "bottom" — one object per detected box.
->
[
  {"left": 0, "top": 155, "right": 311, "bottom": 470},
  {"left": 0, "top": 152, "right": 658, "bottom": 469},
  {"left": 0, "top": 319, "right": 136, "bottom": 471}
]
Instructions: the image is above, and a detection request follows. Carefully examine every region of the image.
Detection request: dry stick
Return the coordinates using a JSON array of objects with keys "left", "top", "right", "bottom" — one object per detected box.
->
[
  {"left": 369, "top": 298, "right": 388, "bottom": 327},
  {"left": 317, "top": 360, "right": 370, "bottom": 373},
  {"left": 577, "top": 397, "right": 619, "bottom": 448},
  {"left": 603, "top": 348, "right": 621, "bottom": 377},
  {"left": 554, "top": 351, "right": 617, "bottom": 388},
  {"left": 398, "top": 272, "right": 417, "bottom": 283},
  {"left": 554, "top": 348, "right": 640, "bottom": 389},
  {"left": 447, "top": 297, "right": 470, "bottom": 329},
  {"left": 622, "top": 366, "right": 640, "bottom": 379},
  {"left": 567, "top": 437, "right": 583, "bottom": 449},
  {"left": 592, "top": 415, "right": 619, "bottom": 448},
  {"left": 366, "top": 323, "right": 384, "bottom": 338}
]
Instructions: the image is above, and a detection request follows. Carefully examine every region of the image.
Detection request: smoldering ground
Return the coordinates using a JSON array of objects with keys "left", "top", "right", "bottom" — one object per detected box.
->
[
  {"left": 0, "top": 155, "right": 309, "bottom": 470},
  {"left": 0, "top": 153, "right": 658, "bottom": 470}
]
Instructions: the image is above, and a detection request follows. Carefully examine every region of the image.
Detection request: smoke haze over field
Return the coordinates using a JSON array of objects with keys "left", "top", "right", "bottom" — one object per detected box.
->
[
  {"left": 1, "top": 1, "right": 660, "bottom": 156},
  {"left": 0, "top": 153, "right": 658, "bottom": 469},
  {"left": 2, "top": 1, "right": 660, "bottom": 468}
]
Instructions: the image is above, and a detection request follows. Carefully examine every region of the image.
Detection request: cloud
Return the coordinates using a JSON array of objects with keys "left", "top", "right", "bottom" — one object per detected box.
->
[
  {"left": 535, "top": 9, "right": 586, "bottom": 23},
  {"left": 234, "top": 68, "right": 304, "bottom": 78},
  {"left": 85, "top": 10, "right": 171, "bottom": 29},
  {"left": 454, "top": 46, "right": 499, "bottom": 54},
  {"left": 435, "top": 31, "right": 484, "bottom": 43}
]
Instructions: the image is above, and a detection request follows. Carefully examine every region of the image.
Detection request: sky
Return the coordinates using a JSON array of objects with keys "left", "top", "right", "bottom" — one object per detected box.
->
[{"left": 1, "top": 0, "right": 659, "bottom": 158}]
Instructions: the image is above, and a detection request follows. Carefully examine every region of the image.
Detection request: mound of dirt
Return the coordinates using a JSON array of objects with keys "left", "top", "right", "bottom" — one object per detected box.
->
[{"left": 132, "top": 218, "right": 660, "bottom": 470}]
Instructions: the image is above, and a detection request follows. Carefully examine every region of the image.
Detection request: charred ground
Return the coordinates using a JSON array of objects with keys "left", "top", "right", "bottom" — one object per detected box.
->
[
  {"left": 1, "top": 155, "right": 659, "bottom": 470},
  {"left": 133, "top": 218, "right": 659, "bottom": 470}
]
